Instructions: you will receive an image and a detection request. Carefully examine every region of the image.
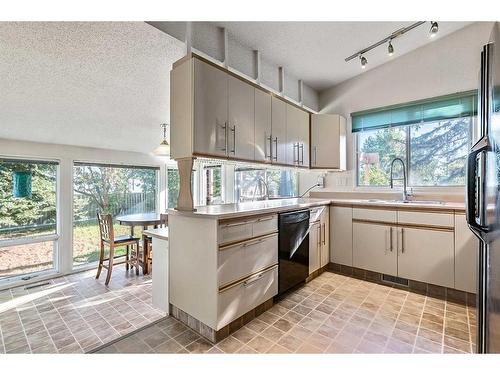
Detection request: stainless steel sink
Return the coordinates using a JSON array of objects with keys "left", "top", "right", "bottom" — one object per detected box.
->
[{"left": 367, "top": 199, "right": 444, "bottom": 205}]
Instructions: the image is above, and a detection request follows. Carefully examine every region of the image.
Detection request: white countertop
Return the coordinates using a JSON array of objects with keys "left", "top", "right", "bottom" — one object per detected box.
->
[
  {"left": 329, "top": 198, "right": 465, "bottom": 211},
  {"left": 167, "top": 196, "right": 466, "bottom": 220},
  {"left": 167, "top": 198, "right": 332, "bottom": 219},
  {"left": 143, "top": 227, "right": 169, "bottom": 240}
]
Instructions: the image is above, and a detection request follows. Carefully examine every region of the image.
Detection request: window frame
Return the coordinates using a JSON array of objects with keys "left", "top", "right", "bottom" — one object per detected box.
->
[
  {"left": 355, "top": 115, "right": 475, "bottom": 189},
  {"left": 0, "top": 156, "right": 60, "bottom": 284},
  {"left": 71, "top": 161, "right": 160, "bottom": 270}
]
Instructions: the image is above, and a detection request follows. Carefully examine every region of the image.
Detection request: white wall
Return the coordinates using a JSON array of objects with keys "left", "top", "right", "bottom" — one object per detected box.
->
[
  {"left": 0, "top": 137, "right": 168, "bottom": 279},
  {"left": 314, "top": 21, "right": 494, "bottom": 191}
]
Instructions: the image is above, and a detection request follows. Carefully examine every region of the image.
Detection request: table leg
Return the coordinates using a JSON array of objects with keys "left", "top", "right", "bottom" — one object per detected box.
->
[{"left": 143, "top": 225, "right": 149, "bottom": 275}]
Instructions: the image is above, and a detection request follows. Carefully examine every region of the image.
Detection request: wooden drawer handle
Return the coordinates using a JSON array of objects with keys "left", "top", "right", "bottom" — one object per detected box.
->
[{"left": 222, "top": 221, "right": 250, "bottom": 228}]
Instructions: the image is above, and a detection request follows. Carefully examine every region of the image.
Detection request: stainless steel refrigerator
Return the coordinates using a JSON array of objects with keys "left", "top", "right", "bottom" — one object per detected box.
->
[{"left": 466, "top": 22, "right": 500, "bottom": 353}]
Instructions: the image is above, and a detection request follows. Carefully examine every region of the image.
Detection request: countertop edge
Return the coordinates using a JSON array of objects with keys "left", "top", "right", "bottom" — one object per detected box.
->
[{"left": 143, "top": 228, "right": 169, "bottom": 240}]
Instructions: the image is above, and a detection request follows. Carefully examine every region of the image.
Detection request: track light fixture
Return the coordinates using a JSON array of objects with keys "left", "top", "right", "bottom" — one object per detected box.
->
[
  {"left": 345, "top": 21, "right": 439, "bottom": 66},
  {"left": 360, "top": 55, "right": 367, "bottom": 69},
  {"left": 388, "top": 40, "right": 394, "bottom": 56},
  {"left": 429, "top": 21, "right": 439, "bottom": 37}
]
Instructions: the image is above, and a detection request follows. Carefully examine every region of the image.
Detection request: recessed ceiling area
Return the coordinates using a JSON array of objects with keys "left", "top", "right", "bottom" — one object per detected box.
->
[
  {"left": 0, "top": 22, "right": 184, "bottom": 153},
  {"left": 213, "top": 21, "right": 472, "bottom": 91}
]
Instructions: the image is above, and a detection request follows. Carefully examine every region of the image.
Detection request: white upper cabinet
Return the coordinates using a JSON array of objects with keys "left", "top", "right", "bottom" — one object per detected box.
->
[
  {"left": 271, "top": 96, "right": 287, "bottom": 165},
  {"left": 193, "top": 58, "right": 228, "bottom": 157},
  {"left": 311, "top": 114, "right": 346, "bottom": 170},
  {"left": 286, "top": 103, "right": 309, "bottom": 167},
  {"left": 228, "top": 75, "right": 255, "bottom": 161},
  {"left": 171, "top": 55, "right": 311, "bottom": 167},
  {"left": 254, "top": 88, "right": 272, "bottom": 163}
]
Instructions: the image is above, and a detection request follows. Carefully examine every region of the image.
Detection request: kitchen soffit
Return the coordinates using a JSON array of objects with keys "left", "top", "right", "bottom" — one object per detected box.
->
[{"left": 213, "top": 21, "right": 472, "bottom": 91}]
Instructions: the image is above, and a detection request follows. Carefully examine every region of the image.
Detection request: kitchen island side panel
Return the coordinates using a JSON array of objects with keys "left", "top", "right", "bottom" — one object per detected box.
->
[{"left": 168, "top": 214, "right": 219, "bottom": 328}]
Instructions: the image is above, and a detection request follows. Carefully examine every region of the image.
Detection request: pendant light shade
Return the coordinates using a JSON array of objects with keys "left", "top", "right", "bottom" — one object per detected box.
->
[
  {"left": 153, "top": 123, "right": 170, "bottom": 156},
  {"left": 13, "top": 171, "right": 32, "bottom": 198}
]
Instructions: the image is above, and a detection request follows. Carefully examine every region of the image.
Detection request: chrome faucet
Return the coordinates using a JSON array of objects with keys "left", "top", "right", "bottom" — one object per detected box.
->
[{"left": 390, "top": 158, "right": 411, "bottom": 202}]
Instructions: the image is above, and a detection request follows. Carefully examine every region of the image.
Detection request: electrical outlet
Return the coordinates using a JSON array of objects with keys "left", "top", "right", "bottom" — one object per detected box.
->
[{"left": 317, "top": 175, "right": 325, "bottom": 188}]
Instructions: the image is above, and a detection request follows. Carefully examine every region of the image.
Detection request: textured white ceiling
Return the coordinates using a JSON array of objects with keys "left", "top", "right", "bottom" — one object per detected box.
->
[
  {"left": 214, "top": 21, "right": 472, "bottom": 91},
  {"left": 0, "top": 22, "right": 185, "bottom": 153}
]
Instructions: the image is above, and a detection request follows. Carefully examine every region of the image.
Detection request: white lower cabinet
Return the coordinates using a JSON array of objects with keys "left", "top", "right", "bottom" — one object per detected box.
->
[
  {"left": 309, "top": 221, "right": 321, "bottom": 274},
  {"left": 320, "top": 208, "right": 330, "bottom": 268},
  {"left": 353, "top": 222, "right": 397, "bottom": 276},
  {"left": 330, "top": 206, "right": 352, "bottom": 266},
  {"left": 218, "top": 233, "right": 278, "bottom": 287},
  {"left": 455, "top": 214, "right": 479, "bottom": 293},
  {"left": 397, "top": 227, "right": 455, "bottom": 288},
  {"left": 218, "top": 266, "right": 278, "bottom": 329}
]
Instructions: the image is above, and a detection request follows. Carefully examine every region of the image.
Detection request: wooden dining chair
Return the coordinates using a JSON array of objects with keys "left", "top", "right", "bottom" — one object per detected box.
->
[
  {"left": 145, "top": 213, "right": 168, "bottom": 272},
  {"left": 96, "top": 212, "right": 141, "bottom": 286}
]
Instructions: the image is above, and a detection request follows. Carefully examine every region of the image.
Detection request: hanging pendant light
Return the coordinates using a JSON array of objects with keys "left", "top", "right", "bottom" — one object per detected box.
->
[
  {"left": 153, "top": 123, "right": 170, "bottom": 156},
  {"left": 13, "top": 170, "right": 32, "bottom": 198}
]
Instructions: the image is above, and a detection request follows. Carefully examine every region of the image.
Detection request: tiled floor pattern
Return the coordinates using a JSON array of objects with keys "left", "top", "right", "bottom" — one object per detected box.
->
[
  {"left": 0, "top": 268, "right": 165, "bottom": 353},
  {"left": 97, "top": 272, "right": 476, "bottom": 354}
]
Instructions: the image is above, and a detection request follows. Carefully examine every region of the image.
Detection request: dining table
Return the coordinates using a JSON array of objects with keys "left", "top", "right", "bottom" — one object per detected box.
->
[{"left": 116, "top": 212, "right": 164, "bottom": 275}]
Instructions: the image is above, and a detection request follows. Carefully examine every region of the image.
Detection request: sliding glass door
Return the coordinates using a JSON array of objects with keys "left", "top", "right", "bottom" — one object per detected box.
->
[
  {"left": 72, "top": 163, "right": 159, "bottom": 268},
  {"left": 0, "top": 158, "right": 59, "bottom": 282}
]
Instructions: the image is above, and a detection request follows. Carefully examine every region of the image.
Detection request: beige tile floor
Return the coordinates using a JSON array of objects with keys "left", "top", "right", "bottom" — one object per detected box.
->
[
  {"left": 96, "top": 271, "right": 477, "bottom": 354},
  {"left": 0, "top": 268, "right": 165, "bottom": 353}
]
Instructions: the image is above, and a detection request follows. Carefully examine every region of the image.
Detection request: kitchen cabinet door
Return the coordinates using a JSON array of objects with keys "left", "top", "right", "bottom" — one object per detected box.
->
[
  {"left": 193, "top": 58, "right": 228, "bottom": 157},
  {"left": 286, "top": 103, "right": 309, "bottom": 167},
  {"left": 353, "top": 222, "right": 397, "bottom": 276},
  {"left": 397, "top": 227, "right": 454, "bottom": 288},
  {"left": 309, "top": 222, "right": 321, "bottom": 274},
  {"left": 320, "top": 207, "right": 330, "bottom": 268},
  {"left": 271, "top": 96, "right": 287, "bottom": 165},
  {"left": 454, "top": 214, "right": 478, "bottom": 293},
  {"left": 228, "top": 75, "right": 255, "bottom": 161},
  {"left": 254, "top": 88, "right": 272, "bottom": 163},
  {"left": 330, "top": 206, "right": 352, "bottom": 266},
  {"left": 311, "top": 114, "right": 346, "bottom": 170}
]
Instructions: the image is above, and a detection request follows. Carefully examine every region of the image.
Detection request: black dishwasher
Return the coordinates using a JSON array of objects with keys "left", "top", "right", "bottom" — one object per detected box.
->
[{"left": 278, "top": 209, "right": 310, "bottom": 295}]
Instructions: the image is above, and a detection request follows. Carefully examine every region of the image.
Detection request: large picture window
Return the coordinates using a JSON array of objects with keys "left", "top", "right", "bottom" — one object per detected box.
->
[
  {"left": 355, "top": 92, "right": 476, "bottom": 187},
  {"left": 0, "top": 158, "right": 58, "bottom": 281},
  {"left": 72, "top": 163, "right": 158, "bottom": 267}
]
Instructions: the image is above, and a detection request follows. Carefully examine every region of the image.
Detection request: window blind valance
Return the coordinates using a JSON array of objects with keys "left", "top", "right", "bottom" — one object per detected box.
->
[{"left": 351, "top": 91, "right": 477, "bottom": 133}]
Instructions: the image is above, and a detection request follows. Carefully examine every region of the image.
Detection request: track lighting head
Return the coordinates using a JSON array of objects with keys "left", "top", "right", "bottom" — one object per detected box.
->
[
  {"left": 429, "top": 21, "right": 439, "bottom": 37},
  {"left": 360, "top": 55, "right": 367, "bottom": 69},
  {"left": 388, "top": 40, "right": 394, "bottom": 56}
]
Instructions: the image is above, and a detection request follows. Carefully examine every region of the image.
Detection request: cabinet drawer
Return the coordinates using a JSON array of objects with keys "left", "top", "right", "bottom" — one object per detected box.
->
[
  {"left": 219, "top": 215, "right": 277, "bottom": 245},
  {"left": 217, "top": 266, "right": 278, "bottom": 329},
  {"left": 219, "top": 220, "right": 253, "bottom": 245},
  {"left": 310, "top": 206, "right": 326, "bottom": 223},
  {"left": 398, "top": 211, "right": 453, "bottom": 227},
  {"left": 353, "top": 208, "right": 397, "bottom": 223},
  {"left": 252, "top": 215, "right": 278, "bottom": 237},
  {"left": 218, "top": 233, "right": 278, "bottom": 287}
]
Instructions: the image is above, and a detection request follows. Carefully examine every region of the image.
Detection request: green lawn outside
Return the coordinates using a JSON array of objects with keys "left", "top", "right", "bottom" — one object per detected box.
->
[{"left": 0, "top": 222, "right": 145, "bottom": 279}]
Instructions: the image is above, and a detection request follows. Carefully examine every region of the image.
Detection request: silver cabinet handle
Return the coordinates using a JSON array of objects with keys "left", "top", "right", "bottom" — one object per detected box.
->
[
  {"left": 322, "top": 223, "right": 326, "bottom": 245},
  {"left": 222, "top": 220, "right": 249, "bottom": 228},
  {"left": 257, "top": 216, "right": 275, "bottom": 222},
  {"left": 401, "top": 228, "right": 404, "bottom": 253},
  {"left": 300, "top": 143, "right": 304, "bottom": 165},
  {"left": 243, "top": 273, "right": 263, "bottom": 287},
  {"left": 219, "top": 121, "right": 227, "bottom": 151},
  {"left": 292, "top": 143, "right": 298, "bottom": 164},
  {"left": 389, "top": 227, "right": 393, "bottom": 252},
  {"left": 243, "top": 238, "right": 264, "bottom": 247},
  {"left": 266, "top": 135, "right": 272, "bottom": 160},
  {"left": 230, "top": 124, "right": 236, "bottom": 154},
  {"left": 385, "top": 227, "right": 390, "bottom": 252},
  {"left": 273, "top": 137, "right": 278, "bottom": 161},
  {"left": 314, "top": 146, "right": 317, "bottom": 166},
  {"left": 318, "top": 225, "right": 321, "bottom": 246}
]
